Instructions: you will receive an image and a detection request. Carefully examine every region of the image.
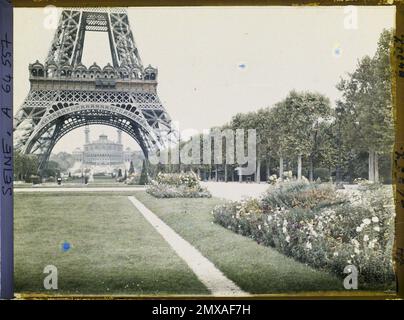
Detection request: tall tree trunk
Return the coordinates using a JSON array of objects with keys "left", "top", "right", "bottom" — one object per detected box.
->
[
  {"left": 256, "top": 159, "right": 261, "bottom": 183},
  {"left": 297, "top": 154, "right": 302, "bottom": 180},
  {"left": 279, "top": 156, "right": 284, "bottom": 181},
  {"left": 224, "top": 164, "right": 228, "bottom": 182},
  {"left": 368, "top": 150, "right": 374, "bottom": 182},
  {"left": 215, "top": 164, "right": 218, "bottom": 182},
  {"left": 374, "top": 152, "right": 379, "bottom": 183},
  {"left": 309, "top": 156, "right": 314, "bottom": 182},
  {"left": 266, "top": 158, "right": 271, "bottom": 181}
]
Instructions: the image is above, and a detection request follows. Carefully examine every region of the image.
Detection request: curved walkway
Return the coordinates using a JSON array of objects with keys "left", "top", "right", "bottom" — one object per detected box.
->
[{"left": 201, "top": 182, "right": 269, "bottom": 201}]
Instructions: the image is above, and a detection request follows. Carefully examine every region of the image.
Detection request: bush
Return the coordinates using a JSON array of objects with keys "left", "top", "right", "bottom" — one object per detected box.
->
[
  {"left": 155, "top": 172, "right": 200, "bottom": 188},
  {"left": 147, "top": 172, "right": 211, "bottom": 198},
  {"left": 125, "top": 173, "right": 140, "bottom": 185},
  {"left": 27, "top": 175, "right": 41, "bottom": 185},
  {"left": 212, "top": 181, "right": 395, "bottom": 287},
  {"left": 260, "top": 180, "right": 343, "bottom": 210},
  {"left": 116, "top": 176, "right": 126, "bottom": 183}
]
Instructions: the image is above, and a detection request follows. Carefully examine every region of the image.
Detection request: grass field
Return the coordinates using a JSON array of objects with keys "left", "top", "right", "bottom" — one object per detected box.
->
[
  {"left": 15, "top": 190, "right": 371, "bottom": 296},
  {"left": 14, "top": 192, "right": 208, "bottom": 295},
  {"left": 133, "top": 191, "right": 343, "bottom": 293},
  {"left": 13, "top": 182, "right": 144, "bottom": 188}
]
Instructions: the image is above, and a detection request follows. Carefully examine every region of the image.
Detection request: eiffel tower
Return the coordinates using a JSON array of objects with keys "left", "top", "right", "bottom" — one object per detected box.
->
[{"left": 14, "top": 8, "right": 173, "bottom": 171}]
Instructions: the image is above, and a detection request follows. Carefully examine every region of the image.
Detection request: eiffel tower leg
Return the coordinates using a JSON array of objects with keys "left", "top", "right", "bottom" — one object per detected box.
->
[{"left": 37, "top": 120, "right": 64, "bottom": 174}]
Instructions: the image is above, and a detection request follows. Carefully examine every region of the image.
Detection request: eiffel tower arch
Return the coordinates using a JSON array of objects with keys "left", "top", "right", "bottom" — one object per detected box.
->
[{"left": 14, "top": 8, "right": 173, "bottom": 171}]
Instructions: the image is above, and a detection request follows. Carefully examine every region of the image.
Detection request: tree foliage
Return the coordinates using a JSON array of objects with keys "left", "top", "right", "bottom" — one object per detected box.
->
[
  {"left": 336, "top": 29, "right": 393, "bottom": 154},
  {"left": 14, "top": 150, "right": 39, "bottom": 181}
]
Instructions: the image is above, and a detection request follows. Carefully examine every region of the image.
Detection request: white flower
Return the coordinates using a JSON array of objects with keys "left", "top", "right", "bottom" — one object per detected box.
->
[
  {"left": 305, "top": 242, "right": 312, "bottom": 250},
  {"left": 356, "top": 226, "right": 362, "bottom": 233},
  {"left": 351, "top": 239, "right": 360, "bottom": 247},
  {"left": 258, "top": 225, "right": 262, "bottom": 230},
  {"left": 363, "top": 235, "right": 369, "bottom": 242},
  {"left": 285, "top": 235, "right": 290, "bottom": 243},
  {"left": 354, "top": 248, "right": 360, "bottom": 255},
  {"left": 373, "top": 226, "right": 380, "bottom": 232},
  {"left": 363, "top": 218, "right": 371, "bottom": 225},
  {"left": 333, "top": 252, "right": 339, "bottom": 257},
  {"left": 371, "top": 216, "right": 379, "bottom": 223}
]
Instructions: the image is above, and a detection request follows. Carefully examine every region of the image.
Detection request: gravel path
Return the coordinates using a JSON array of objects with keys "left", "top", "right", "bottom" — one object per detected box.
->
[
  {"left": 201, "top": 182, "right": 269, "bottom": 201},
  {"left": 128, "top": 195, "right": 248, "bottom": 296}
]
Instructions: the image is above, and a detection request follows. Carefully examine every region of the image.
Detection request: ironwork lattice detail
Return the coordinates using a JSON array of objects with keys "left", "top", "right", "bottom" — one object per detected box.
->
[{"left": 14, "top": 7, "right": 173, "bottom": 172}]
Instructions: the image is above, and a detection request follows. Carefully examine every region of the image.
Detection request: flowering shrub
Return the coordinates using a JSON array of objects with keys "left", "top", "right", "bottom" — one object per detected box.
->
[
  {"left": 267, "top": 174, "right": 278, "bottom": 185},
  {"left": 261, "top": 180, "right": 343, "bottom": 210},
  {"left": 155, "top": 172, "right": 200, "bottom": 188},
  {"left": 212, "top": 181, "right": 395, "bottom": 286},
  {"left": 125, "top": 173, "right": 140, "bottom": 185},
  {"left": 147, "top": 172, "right": 211, "bottom": 198},
  {"left": 283, "top": 170, "right": 293, "bottom": 180}
]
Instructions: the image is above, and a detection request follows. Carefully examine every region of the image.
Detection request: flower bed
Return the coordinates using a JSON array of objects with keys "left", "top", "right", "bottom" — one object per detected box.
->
[
  {"left": 146, "top": 172, "right": 211, "bottom": 198},
  {"left": 212, "top": 180, "right": 395, "bottom": 286},
  {"left": 125, "top": 173, "right": 140, "bottom": 185}
]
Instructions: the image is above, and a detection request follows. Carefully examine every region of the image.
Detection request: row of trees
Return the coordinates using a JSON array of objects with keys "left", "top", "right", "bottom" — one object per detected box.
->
[
  {"left": 13, "top": 30, "right": 393, "bottom": 185},
  {"left": 14, "top": 150, "right": 62, "bottom": 182},
  {"left": 151, "top": 29, "right": 393, "bottom": 184}
]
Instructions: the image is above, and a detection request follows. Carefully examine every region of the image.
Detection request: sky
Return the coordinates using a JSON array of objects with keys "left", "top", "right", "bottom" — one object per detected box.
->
[{"left": 13, "top": 6, "right": 395, "bottom": 153}]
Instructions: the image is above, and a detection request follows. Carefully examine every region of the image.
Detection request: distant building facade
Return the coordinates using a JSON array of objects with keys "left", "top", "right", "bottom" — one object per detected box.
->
[{"left": 70, "top": 126, "right": 134, "bottom": 176}]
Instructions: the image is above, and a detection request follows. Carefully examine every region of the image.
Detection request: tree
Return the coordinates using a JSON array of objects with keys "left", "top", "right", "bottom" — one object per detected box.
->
[
  {"left": 50, "top": 152, "right": 75, "bottom": 172},
  {"left": 128, "top": 160, "right": 135, "bottom": 174},
  {"left": 230, "top": 110, "right": 272, "bottom": 182},
  {"left": 258, "top": 91, "right": 332, "bottom": 182},
  {"left": 14, "top": 149, "right": 39, "bottom": 181},
  {"left": 336, "top": 29, "right": 394, "bottom": 182},
  {"left": 42, "top": 160, "right": 61, "bottom": 178}
]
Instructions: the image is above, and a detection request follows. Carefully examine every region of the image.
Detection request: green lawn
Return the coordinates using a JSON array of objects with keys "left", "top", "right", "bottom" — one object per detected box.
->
[
  {"left": 13, "top": 182, "right": 144, "bottom": 188},
  {"left": 14, "top": 192, "right": 208, "bottom": 296},
  {"left": 14, "top": 190, "right": 357, "bottom": 296},
  {"left": 134, "top": 191, "right": 344, "bottom": 294}
]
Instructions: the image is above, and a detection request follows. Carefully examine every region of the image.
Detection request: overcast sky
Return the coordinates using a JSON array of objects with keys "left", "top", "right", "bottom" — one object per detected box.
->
[{"left": 13, "top": 6, "right": 395, "bottom": 153}]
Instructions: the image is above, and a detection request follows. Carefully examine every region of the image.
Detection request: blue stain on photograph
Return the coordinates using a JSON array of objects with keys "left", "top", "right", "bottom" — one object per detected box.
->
[
  {"left": 333, "top": 43, "right": 342, "bottom": 58},
  {"left": 238, "top": 63, "right": 246, "bottom": 69},
  {"left": 61, "top": 241, "right": 71, "bottom": 252}
]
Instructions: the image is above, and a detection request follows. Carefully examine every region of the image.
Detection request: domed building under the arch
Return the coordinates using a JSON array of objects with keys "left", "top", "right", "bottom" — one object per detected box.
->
[{"left": 70, "top": 126, "right": 135, "bottom": 176}]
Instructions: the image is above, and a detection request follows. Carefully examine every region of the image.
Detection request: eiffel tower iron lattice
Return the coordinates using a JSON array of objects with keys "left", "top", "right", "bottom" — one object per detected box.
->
[{"left": 14, "top": 7, "right": 174, "bottom": 171}]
